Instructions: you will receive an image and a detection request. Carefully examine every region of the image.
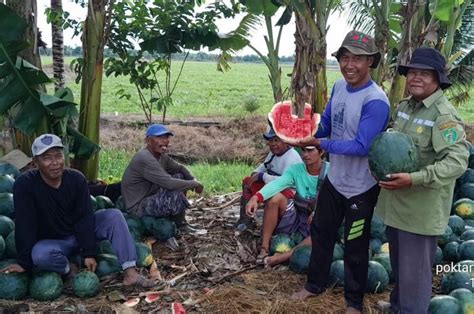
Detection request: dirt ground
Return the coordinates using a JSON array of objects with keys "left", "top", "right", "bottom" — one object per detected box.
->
[{"left": 0, "top": 115, "right": 471, "bottom": 313}]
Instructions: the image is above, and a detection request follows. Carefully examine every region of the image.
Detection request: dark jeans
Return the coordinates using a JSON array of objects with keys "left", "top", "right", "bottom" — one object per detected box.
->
[
  {"left": 386, "top": 226, "right": 437, "bottom": 314},
  {"left": 305, "top": 178, "right": 380, "bottom": 311}
]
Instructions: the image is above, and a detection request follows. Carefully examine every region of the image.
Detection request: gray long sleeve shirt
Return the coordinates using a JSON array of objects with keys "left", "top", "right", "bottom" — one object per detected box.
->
[{"left": 121, "top": 148, "right": 200, "bottom": 211}]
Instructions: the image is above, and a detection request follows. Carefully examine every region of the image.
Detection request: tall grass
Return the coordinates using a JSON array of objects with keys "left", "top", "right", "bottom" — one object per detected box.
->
[{"left": 99, "top": 149, "right": 253, "bottom": 196}]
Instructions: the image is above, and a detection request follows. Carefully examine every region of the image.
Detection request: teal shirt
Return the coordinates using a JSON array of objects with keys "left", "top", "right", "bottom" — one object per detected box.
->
[{"left": 259, "top": 162, "right": 330, "bottom": 201}]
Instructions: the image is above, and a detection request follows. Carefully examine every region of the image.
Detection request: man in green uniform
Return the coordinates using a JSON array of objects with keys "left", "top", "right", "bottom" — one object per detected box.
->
[{"left": 376, "top": 47, "right": 470, "bottom": 313}]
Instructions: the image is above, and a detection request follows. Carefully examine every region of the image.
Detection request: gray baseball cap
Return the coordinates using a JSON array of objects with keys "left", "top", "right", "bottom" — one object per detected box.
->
[{"left": 31, "top": 134, "right": 64, "bottom": 157}]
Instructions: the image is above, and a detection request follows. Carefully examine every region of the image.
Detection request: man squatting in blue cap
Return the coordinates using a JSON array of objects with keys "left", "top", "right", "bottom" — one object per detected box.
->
[{"left": 121, "top": 124, "right": 203, "bottom": 231}]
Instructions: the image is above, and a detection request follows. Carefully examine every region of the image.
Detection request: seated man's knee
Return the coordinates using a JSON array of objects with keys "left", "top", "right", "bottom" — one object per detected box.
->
[
  {"left": 31, "top": 244, "right": 54, "bottom": 267},
  {"left": 96, "top": 208, "right": 123, "bottom": 223}
]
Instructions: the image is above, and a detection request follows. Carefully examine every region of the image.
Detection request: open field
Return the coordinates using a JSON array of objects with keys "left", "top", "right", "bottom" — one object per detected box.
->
[{"left": 43, "top": 56, "right": 474, "bottom": 122}]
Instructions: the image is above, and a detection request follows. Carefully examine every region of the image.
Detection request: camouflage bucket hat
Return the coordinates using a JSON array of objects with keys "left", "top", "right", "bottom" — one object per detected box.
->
[{"left": 332, "top": 30, "right": 381, "bottom": 68}]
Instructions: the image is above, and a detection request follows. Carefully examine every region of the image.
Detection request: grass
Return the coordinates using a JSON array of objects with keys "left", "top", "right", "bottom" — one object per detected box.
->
[{"left": 98, "top": 149, "right": 253, "bottom": 196}]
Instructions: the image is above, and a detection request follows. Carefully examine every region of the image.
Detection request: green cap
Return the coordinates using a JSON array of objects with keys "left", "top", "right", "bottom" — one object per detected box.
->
[{"left": 332, "top": 30, "right": 381, "bottom": 68}]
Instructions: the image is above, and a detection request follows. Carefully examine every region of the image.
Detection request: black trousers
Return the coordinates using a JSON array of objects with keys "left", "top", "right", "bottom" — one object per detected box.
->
[{"left": 305, "top": 178, "right": 380, "bottom": 310}]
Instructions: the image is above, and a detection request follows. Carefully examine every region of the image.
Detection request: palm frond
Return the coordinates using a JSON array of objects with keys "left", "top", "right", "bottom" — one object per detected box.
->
[
  {"left": 447, "top": 49, "right": 474, "bottom": 106},
  {"left": 216, "top": 13, "right": 262, "bottom": 52}
]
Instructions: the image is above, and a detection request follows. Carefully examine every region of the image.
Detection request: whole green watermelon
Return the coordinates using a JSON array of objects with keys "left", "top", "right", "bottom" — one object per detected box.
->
[
  {"left": 95, "top": 195, "right": 114, "bottom": 209},
  {"left": 449, "top": 215, "right": 466, "bottom": 236},
  {"left": 114, "top": 195, "right": 126, "bottom": 212},
  {"left": 135, "top": 242, "right": 154, "bottom": 267},
  {"left": 443, "top": 241, "right": 460, "bottom": 262},
  {"left": 270, "top": 234, "right": 295, "bottom": 255},
  {"left": 141, "top": 216, "right": 156, "bottom": 236},
  {"left": 449, "top": 288, "right": 474, "bottom": 313},
  {"left": 0, "top": 215, "right": 14, "bottom": 238},
  {"left": 373, "top": 253, "right": 393, "bottom": 282},
  {"left": 5, "top": 230, "right": 16, "bottom": 258},
  {"left": 0, "top": 163, "right": 20, "bottom": 179},
  {"left": 95, "top": 254, "right": 121, "bottom": 278},
  {"left": 0, "top": 175, "right": 14, "bottom": 193},
  {"left": 152, "top": 218, "right": 177, "bottom": 242},
  {"left": 458, "top": 183, "right": 474, "bottom": 200},
  {"left": 366, "top": 261, "right": 389, "bottom": 293},
  {"left": 0, "top": 271, "right": 29, "bottom": 300},
  {"left": 73, "top": 271, "right": 100, "bottom": 298},
  {"left": 0, "top": 193, "right": 14, "bottom": 218},
  {"left": 368, "top": 130, "right": 420, "bottom": 181},
  {"left": 332, "top": 243, "right": 344, "bottom": 261},
  {"left": 459, "top": 240, "right": 474, "bottom": 260},
  {"left": 454, "top": 199, "right": 474, "bottom": 220},
  {"left": 330, "top": 260, "right": 345, "bottom": 287},
  {"left": 441, "top": 271, "right": 473, "bottom": 294},
  {"left": 29, "top": 271, "right": 63, "bottom": 301},
  {"left": 428, "top": 295, "right": 462, "bottom": 314},
  {"left": 289, "top": 245, "right": 311, "bottom": 274}
]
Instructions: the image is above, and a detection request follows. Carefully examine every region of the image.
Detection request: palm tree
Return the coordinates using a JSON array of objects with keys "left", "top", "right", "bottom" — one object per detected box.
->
[{"left": 51, "top": 0, "right": 65, "bottom": 91}]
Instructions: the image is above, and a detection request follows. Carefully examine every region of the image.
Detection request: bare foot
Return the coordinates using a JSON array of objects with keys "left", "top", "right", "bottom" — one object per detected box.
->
[
  {"left": 265, "top": 253, "right": 289, "bottom": 267},
  {"left": 291, "top": 288, "right": 318, "bottom": 301},
  {"left": 123, "top": 267, "right": 156, "bottom": 288}
]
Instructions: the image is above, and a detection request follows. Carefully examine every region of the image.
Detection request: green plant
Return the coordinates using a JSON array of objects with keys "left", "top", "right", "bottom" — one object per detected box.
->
[{"left": 242, "top": 94, "right": 260, "bottom": 113}]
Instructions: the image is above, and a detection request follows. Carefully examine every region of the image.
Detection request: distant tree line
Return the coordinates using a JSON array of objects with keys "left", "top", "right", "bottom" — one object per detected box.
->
[{"left": 39, "top": 45, "right": 339, "bottom": 65}]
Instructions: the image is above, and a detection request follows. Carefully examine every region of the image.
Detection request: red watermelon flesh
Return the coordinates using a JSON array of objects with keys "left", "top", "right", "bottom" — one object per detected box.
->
[
  {"left": 172, "top": 302, "right": 186, "bottom": 314},
  {"left": 268, "top": 101, "right": 320, "bottom": 144}
]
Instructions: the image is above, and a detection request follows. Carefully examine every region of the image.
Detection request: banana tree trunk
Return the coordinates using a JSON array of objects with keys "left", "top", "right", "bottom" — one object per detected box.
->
[
  {"left": 6, "top": 0, "right": 47, "bottom": 153},
  {"left": 76, "top": 0, "right": 107, "bottom": 181},
  {"left": 371, "top": 0, "right": 391, "bottom": 85},
  {"left": 291, "top": 1, "right": 328, "bottom": 115},
  {"left": 388, "top": 0, "right": 425, "bottom": 111},
  {"left": 51, "top": 0, "right": 65, "bottom": 91}
]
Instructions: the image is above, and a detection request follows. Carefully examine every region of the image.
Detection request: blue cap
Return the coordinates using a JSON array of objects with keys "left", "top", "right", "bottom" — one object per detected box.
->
[
  {"left": 263, "top": 125, "right": 277, "bottom": 140},
  {"left": 146, "top": 124, "right": 174, "bottom": 137}
]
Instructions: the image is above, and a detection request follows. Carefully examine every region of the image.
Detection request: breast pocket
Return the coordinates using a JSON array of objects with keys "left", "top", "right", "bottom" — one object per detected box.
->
[{"left": 407, "top": 124, "right": 434, "bottom": 166}]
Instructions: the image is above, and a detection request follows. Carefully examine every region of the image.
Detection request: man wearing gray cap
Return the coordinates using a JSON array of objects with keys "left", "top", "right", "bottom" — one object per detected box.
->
[
  {"left": 121, "top": 124, "right": 203, "bottom": 231},
  {"left": 0, "top": 134, "right": 155, "bottom": 287},
  {"left": 292, "top": 30, "right": 390, "bottom": 313}
]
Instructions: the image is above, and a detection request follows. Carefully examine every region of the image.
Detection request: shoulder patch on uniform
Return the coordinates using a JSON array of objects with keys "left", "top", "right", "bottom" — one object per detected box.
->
[
  {"left": 439, "top": 121, "right": 459, "bottom": 130},
  {"left": 441, "top": 127, "right": 459, "bottom": 144}
]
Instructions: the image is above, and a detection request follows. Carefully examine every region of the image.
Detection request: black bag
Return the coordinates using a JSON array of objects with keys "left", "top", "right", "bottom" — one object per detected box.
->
[{"left": 293, "top": 193, "right": 317, "bottom": 214}]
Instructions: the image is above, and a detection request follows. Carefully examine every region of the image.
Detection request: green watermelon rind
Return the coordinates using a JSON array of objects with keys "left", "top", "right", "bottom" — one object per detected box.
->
[{"left": 29, "top": 271, "right": 63, "bottom": 301}]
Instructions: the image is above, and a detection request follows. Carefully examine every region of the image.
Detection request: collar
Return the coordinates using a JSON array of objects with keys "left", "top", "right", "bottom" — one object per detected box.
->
[
  {"left": 346, "top": 79, "right": 373, "bottom": 93},
  {"left": 408, "top": 89, "right": 443, "bottom": 108}
]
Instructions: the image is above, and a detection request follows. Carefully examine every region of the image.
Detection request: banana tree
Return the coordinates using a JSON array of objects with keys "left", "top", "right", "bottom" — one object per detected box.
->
[
  {"left": 288, "top": 0, "right": 341, "bottom": 115},
  {"left": 0, "top": 4, "right": 98, "bottom": 161},
  {"left": 75, "top": 0, "right": 113, "bottom": 181}
]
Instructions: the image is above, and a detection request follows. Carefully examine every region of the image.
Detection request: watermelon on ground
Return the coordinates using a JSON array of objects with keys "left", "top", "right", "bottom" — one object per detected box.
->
[
  {"left": 290, "top": 231, "right": 305, "bottom": 245},
  {"left": 370, "top": 214, "right": 386, "bottom": 241},
  {"left": 95, "top": 195, "right": 115, "bottom": 209},
  {"left": 73, "top": 271, "right": 101, "bottom": 298},
  {"left": 141, "top": 216, "right": 156, "bottom": 236},
  {"left": 449, "top": 288, "right": 474, "bottom": 313},
  {"left": 461, "top": 229, "right": 474, "bottom": 241},
  {"left": 435, "top": 246, "right": 444, "bottom": 265},
  {"left": 115, "top": 195, "right": 126, "bottom": 212},
  {"left": 366, "top": 261, "right": 389, "bottom": 293},
  {"left": 456, "top": 260, "right": 474, "bottom": 278},
  {"left": 0, "top": 193, "right": 14, "bottom": 218},
  {"left": 152, "top": 218, "right": 177, "bottom": 242},
  {"left": 29, "top": 271, "right": 63, "bottom": 301},
  {"left": 0, "top": 175, "right": 14, "bottom": 194},
  {"left": 369, "top": 238, "right": 383, "bottom": 255},
  {"left": 449, "top": 215, "right": 466, "bottom": 236},
  {"left": 289, "top": 245, "right": 312, "bottom": 274},
  {"left": 0, "top": 215, "right": 14, "bottom": 238},
  {"left": 0, "top": 163, "right": 20, "bottom": 179},
  {"left": 270, "top": 234, "right": 295, "bottom": 255},
  {"left": 330, "top": 260, "right": 345, "bottom": 287},
  {"left": 438, "top": 226, "right": 454, "bottom": 248},
  {"left": 441, "top": 271, "right": 473, "bottom": 294},
  {"left": 0, "top": 235, "right": 5, "bottom": 259},
  {"left": 135, "top": 242, "right": 154, "bottom": 268},
  {"left": 454, "top": 199, "right": 474, "bottom": 220},
  {"left": 458, "top": 183, "right": 474, "bottom": 200},
  {"left": 95, "top": 254, "right": 122, "bottom": 278},
  {"left": 368, "top": 130, "right": 420, "bottom": 182},
  {"left": 125, "top": 214, "right": 145, "bottom": 237},
  {"left": 96, "top": 240, "right": 115, "bottom": 255},
  {"left": 459, "top": 240, "right": 474, "bottom": 261},
  {"left": 0, "top": 271, "right": 29, "bottom": 300},
  {"left": 268, "top": 101, "right": 320, "bottom": 144},
  {"left": 443, "top": 241, "right": 460, "bottom": 262},
  {"left": 373, "top": 253, "right": 393, "bottom": 282},
  {"left": 332, "top": 243, "right": 344, "bottom": 261},
  {"left": 428, "top": 295, "right": 462, "bottom": 314},
  {"left": 5, "top": 230, "right": 16, "bottom": 258}
]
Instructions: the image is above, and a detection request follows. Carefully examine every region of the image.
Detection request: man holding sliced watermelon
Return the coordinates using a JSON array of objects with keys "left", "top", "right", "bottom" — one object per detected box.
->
[
  {"left": 375, "top": 48, "right": 470, "bottom": 313},
  {"left": 0, "top": 134, "right": 156, "bottom": 288},
  {"left": 290, "top": 31, "right": 390, "bottom": 313}
]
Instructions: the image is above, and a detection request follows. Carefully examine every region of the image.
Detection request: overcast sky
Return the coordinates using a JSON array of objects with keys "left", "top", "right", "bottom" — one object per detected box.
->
[{"left": 36, "top": 0, "right": 351, "bottom": 58}]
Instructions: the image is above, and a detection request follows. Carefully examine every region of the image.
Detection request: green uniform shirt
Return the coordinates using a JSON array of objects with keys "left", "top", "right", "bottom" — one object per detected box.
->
[{"left": 376, "top": 89, "right": 469, "bottom": 236}]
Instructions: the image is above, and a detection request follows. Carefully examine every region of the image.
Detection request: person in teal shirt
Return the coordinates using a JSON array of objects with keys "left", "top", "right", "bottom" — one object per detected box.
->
[{"left": 246, "top": 145, "right": 329, "bottom": 265}]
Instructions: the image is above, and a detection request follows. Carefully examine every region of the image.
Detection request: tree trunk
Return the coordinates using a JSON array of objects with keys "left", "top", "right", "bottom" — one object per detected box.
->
[
  {"left": 51, "top": 0, "right": 65, "bottom": 91},
  {"left": 75, "top": 0, "right": 108, "bottom": 181},
  {"left": 388, "top": 0, "right": 425, "bottom": 111},
  {"left": 6, "top": 0, "right": 47, "bottom": 153},
  {"left": 291, "top": 1, "right": 328, "bottom": 115},
  {"left": 371, "top": 0, "right": 391, "bottom": 86}
]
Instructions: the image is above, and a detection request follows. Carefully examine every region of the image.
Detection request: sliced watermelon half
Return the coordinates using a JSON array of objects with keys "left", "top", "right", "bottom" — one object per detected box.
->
[
  {"left": 268, "top": 100, "right": 320, "bottom": 144},
  {"left": 145, "top": 293, "right": 160, "bottom": 303},
  {"left": 171, "top": 302, "right": 186, "bottom": 314},
  {"left": 123, "top": 297, "right": 140, "bottom": 307}
]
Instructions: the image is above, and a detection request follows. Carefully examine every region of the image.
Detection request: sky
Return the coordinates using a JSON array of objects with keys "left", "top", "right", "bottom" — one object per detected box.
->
[{"left": 36, "top": 1, "right": 351, "bottom": 58}]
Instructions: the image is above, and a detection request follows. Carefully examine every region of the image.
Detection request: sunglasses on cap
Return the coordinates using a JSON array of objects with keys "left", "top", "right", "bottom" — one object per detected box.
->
[{"left": 301, "top": 146, "right": 319, "bottom": 152}]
